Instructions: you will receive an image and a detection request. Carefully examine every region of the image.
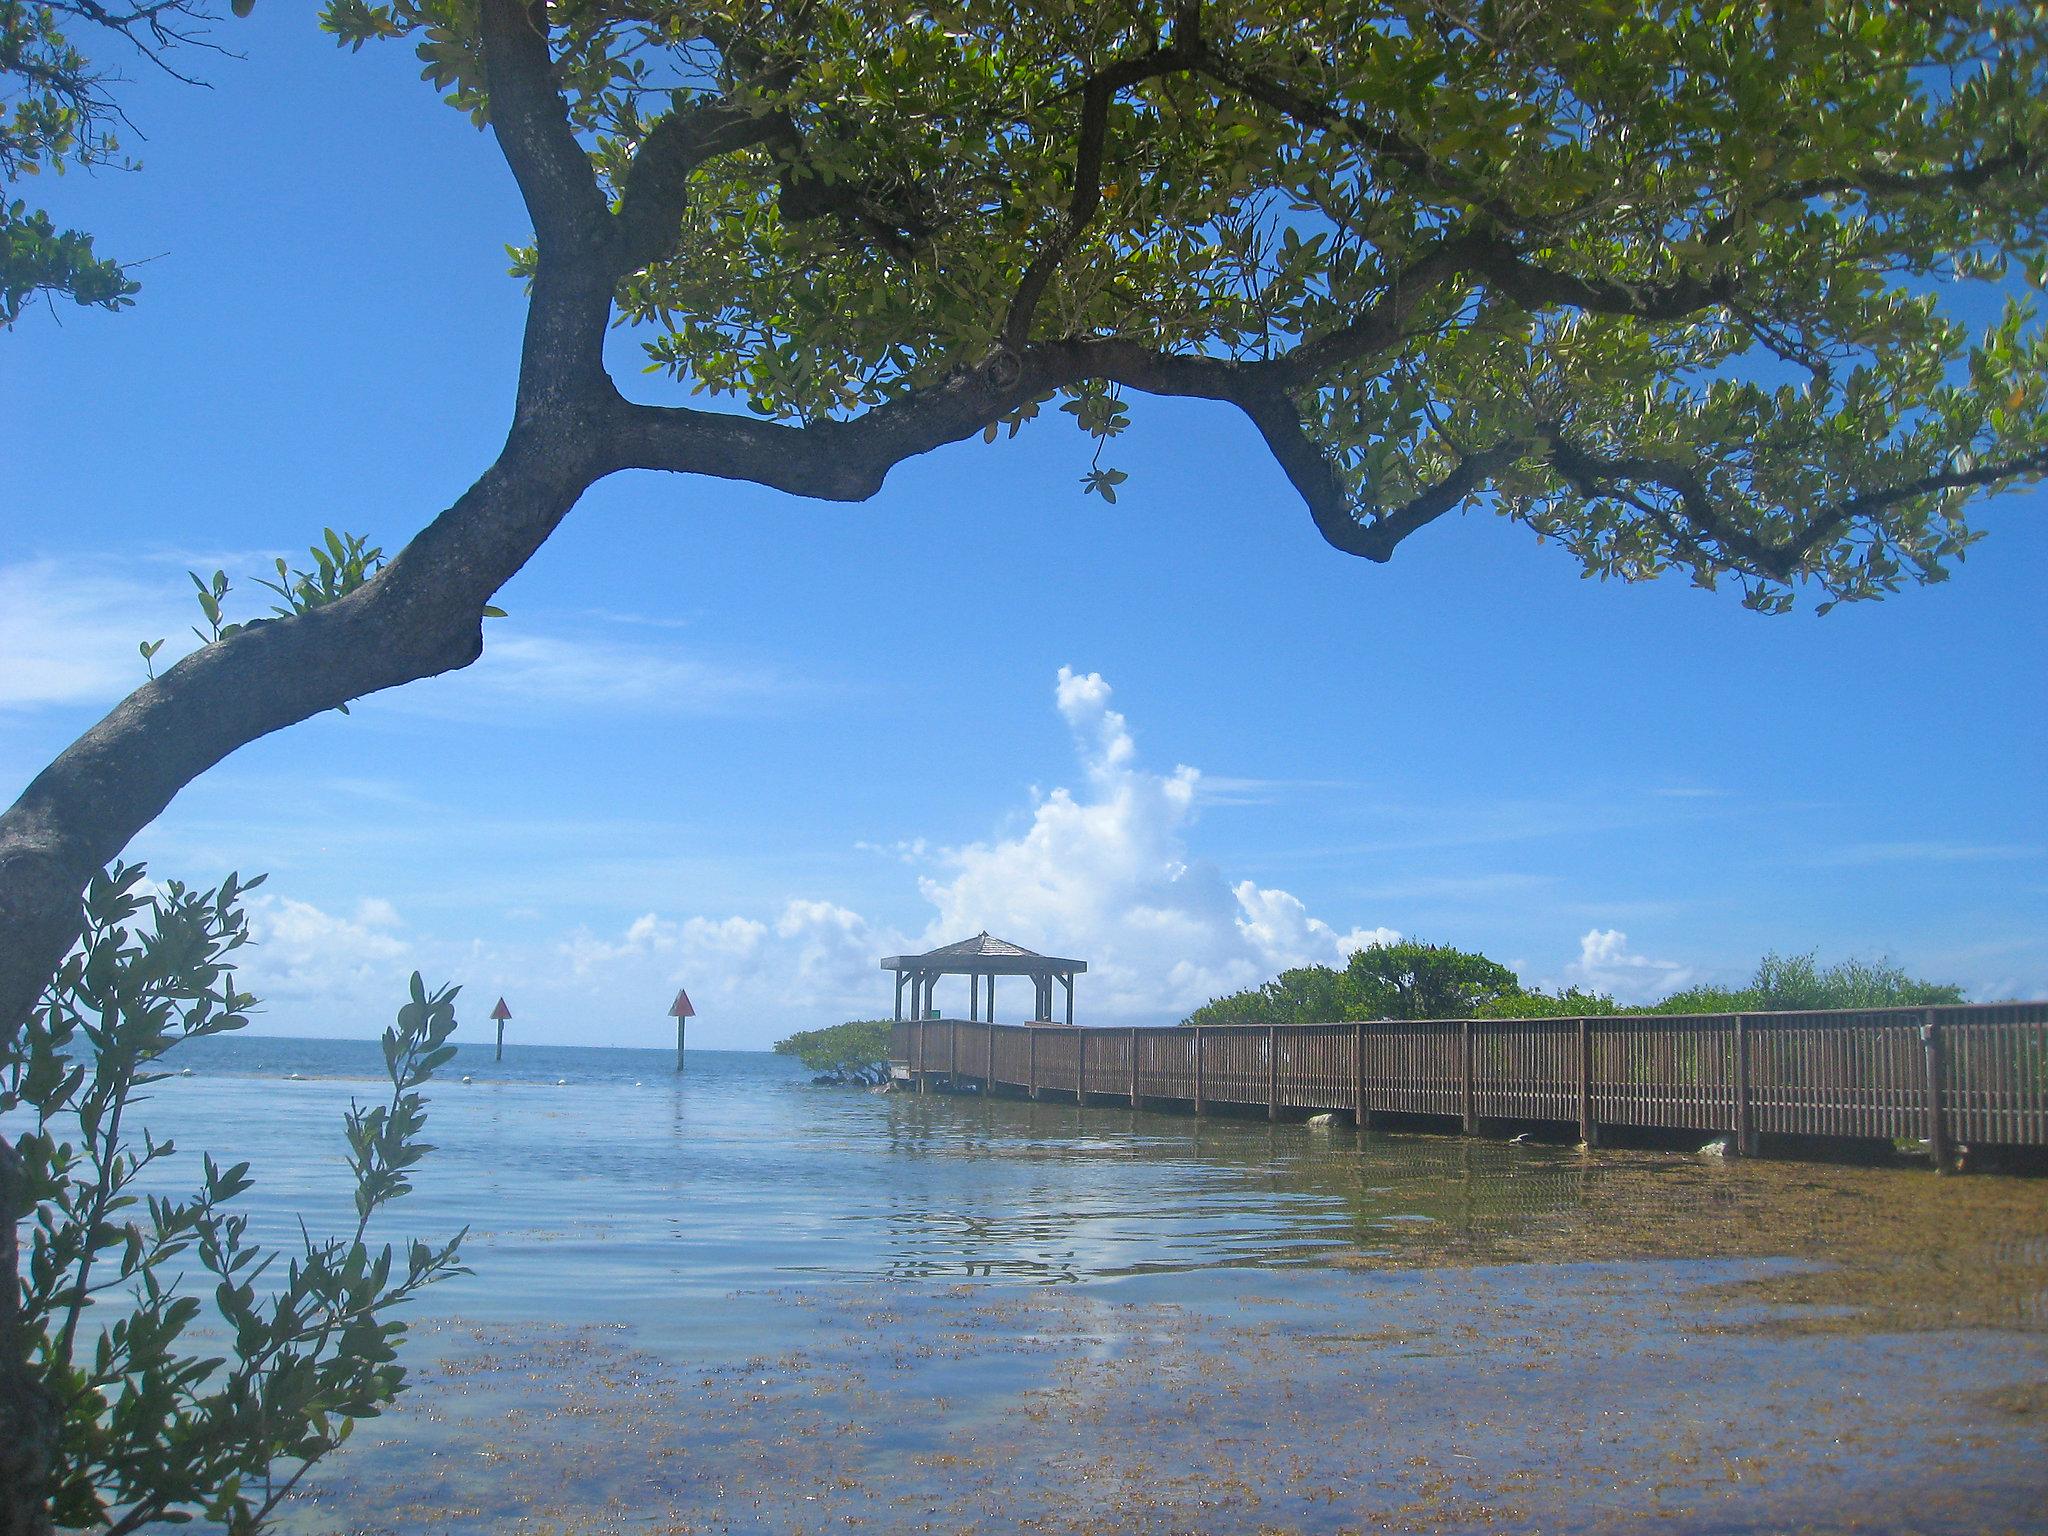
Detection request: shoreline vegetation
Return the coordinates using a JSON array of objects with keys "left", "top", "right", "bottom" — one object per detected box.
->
[
  {"left": 1183, "top": 942, "right": 1964, "bottom": 1028},
  {"left": 773, "top": 1019, "right": 895, "bottom": 1085}
]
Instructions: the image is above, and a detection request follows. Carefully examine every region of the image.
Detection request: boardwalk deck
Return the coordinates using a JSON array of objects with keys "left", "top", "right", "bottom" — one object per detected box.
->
[{"left": 890, "top": 1003, "right": 2048, "bottom": 1154}]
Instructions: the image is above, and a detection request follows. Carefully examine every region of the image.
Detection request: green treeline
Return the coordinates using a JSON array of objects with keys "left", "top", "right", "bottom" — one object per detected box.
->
[{"left": 1181, "top": 942, "right": 1965, "bottom": 1027}]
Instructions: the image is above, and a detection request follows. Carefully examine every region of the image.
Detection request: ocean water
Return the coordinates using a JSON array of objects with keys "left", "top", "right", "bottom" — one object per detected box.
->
[{"left": 28, "top": 1033, "right": 2048, "bottom": 1533}]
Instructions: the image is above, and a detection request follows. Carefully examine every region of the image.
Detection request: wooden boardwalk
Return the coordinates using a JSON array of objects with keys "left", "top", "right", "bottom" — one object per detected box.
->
[{"left": 890, "top": 1003, "right": 2048, "bottom": 1157}]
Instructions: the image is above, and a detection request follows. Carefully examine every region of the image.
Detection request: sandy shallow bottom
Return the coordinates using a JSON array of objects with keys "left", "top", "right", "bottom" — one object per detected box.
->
[{"left": 272, "top": 1146, "right": 2048, "bottom": 1536}]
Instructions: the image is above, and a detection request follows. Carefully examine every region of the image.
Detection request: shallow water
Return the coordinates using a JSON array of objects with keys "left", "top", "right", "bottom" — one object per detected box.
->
[{"left": 66, "top": 1037, "right": 2048, "bottom": 1532}]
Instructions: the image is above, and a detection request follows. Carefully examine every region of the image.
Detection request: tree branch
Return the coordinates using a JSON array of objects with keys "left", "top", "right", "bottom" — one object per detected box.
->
[
  {"left": 476, "top": 0, "right": 609, "bottom": 255},
  {"left": 611, "top": 99, "right": 783, "bottom": 276},
  {"left": 1784, "top": 443, "right": 2048, "bottom": 562},
  {"left": 1002, "top": 39, "right": 1200, "bottom": 345},
  {"left": 1541, "top": 430, "right": 1790, "bottom": 576}
]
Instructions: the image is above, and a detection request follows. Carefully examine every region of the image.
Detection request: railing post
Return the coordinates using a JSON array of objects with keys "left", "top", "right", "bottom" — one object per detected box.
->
[
  {"left": 1575, "top": 1016, "right": 1595, "bottom": 1146},
  {"left": 1028, "top": 1027, "right": 1039, "bottom": 1101},
  {"left": 1129, "top": 1026, "right": 1140, "bottom": 1107},
  {"left": 1075, "top": 1028, "right": 1087, "bottom": 1106},
  {"left": 1354, "top": 1019, "right": 1367, "bottom": 1130},
  {"left": 949, "top": 1019, "right": 958, "bottom": 1085},
  {"left": 1193, "top": 1027, "right": 1206, "bottom": 1115},
  {"left": 1922, "top": 1010, "right": 1951, "bottom": 1172},
  {"left": 1733, "top": 1014, "right": 1756, "bottom": 1155},
  {"left": 1266, "top": 1024, "right": 1279, "bottom": 1121},
  {"left": 1460, "top": 1019, "right": 1476, "bottom": 1134},
  {"left": 916, "top": 1018, "right": 928, "bottom": 1094},
  {"left": 986, "top": 1020, "right": 996, "bottom": 1090}
]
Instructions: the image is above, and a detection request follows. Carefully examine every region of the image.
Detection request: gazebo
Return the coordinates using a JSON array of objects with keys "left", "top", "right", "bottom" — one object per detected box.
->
[{"left": 882, "top": 933, "right": 1088, "bottom": 1026}]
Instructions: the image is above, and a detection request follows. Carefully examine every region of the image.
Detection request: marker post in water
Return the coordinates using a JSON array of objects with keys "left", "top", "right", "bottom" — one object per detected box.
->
[
  {"left": 670, "top": 988, "right": 694, "bottom": 1072},
  {"left": 491, "top": 996, "right": 512, "bottom": 1061}
]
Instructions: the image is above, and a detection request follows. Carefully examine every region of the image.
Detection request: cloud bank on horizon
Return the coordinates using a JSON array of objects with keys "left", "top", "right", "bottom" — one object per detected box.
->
[{"left": 220, "top": 667, "right": 1712, "bottom": 1045}]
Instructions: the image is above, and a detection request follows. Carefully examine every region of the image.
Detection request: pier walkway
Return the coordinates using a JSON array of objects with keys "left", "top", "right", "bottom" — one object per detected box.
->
[{"left": 890, "top": 1003, "right": 2048, "bottom": 1158}]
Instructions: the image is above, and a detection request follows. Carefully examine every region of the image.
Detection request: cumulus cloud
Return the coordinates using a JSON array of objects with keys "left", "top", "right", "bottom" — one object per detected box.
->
[
  {"left": 912, "top": 667, "right": 1391, "bottom": 1021},
  {"left": 240, "top": 893, "right": 411, "bottom": 1009},
  {"left": 558, "top": 900, "right": 896, "bottom": 1018},
  {"left": 1564, "top": 928, "right": 1695, "bottom": 1005}
]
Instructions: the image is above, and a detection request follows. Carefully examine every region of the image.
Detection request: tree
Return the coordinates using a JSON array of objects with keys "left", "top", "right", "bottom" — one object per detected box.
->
[
  {"left": 1185, "top": 943, "right": 1524, "bottom": 1024},
  {"left": 1343, "top": 940, "right": 1522, "bottom": 1019},
  {"left": 1183, "top": 964, "right": 1354, "bottom": 1027},
  {"left": 773, "top": 1019, "right": 894, "bottom": 1078},
  {"left": 6, "top": 0, "right": 2048, "bottom": 1505},
  {"left": 1, "top": 0, "right": 238, "bottom": 325},
  {"left": 2, "top": 865, "right": 466, "bottom": 1535}
]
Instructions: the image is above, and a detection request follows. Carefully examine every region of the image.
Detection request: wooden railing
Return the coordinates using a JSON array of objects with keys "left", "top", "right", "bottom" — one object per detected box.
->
[{"left": 891, "top": 1003, "right": 2048, "bottom": 1152}]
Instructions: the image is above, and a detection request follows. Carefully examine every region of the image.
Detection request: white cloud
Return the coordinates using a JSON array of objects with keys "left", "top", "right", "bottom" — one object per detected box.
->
[
  {"left": 1564, "top": 927, "right": 1696, "bottom": 1005},
  {"left": 854, "top": 838, "right": 929, "bottom": 865},
  {"left": 911, "top": 667, "right": 1391, "bottom": 1021},
  {"left": 557, "top": 900, "right": 892, "bottom": 1019},
  {"left": 394, "top": 631, "right": 797, "bottom": 718},
  {"left": 241, "top": 893, "right": 411, "bottom": 1009},
  {"left": 0, "top": 559, "right": 193, "bottom": 709},
  {"left": 1816, "top": 841, "right": 2042, "bottom": 867}
]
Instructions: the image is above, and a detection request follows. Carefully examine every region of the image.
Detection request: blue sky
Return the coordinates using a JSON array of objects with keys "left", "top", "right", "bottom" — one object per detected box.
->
[{"left": 4, "top": 11, "right": 2045, "bottom": 1048}]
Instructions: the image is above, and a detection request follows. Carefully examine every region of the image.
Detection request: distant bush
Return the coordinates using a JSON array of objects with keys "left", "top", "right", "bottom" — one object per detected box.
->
[
  {"left": 1650, "top": 951, "right": 1964, "bottom": 1013},
  {"left": 774, "top": 1019, "right": 894, "bottom": 1074},
  {"left": 1475, "top": 987, "right": 1622, "bottom": 1019}
]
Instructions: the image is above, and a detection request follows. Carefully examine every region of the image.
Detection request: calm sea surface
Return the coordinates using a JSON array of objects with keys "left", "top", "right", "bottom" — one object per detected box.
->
[{"left": 55, "top": 1034, "right": 2048, "bottom": 1533}]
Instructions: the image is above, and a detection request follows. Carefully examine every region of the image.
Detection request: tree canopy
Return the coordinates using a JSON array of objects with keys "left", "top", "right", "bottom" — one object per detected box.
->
[
  {"left": 0, "top": 0, "right": 237, "bottom": 325},
  {"left": 334, "top": 0, "right": 2048, "bottom": 611},
  {"left": 1185, "top": 941, "right": 1525, "bottom": 1025}
]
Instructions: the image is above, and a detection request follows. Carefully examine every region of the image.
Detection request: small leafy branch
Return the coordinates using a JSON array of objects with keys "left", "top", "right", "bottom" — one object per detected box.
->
[
  {"left": 141, "top": 529, "right": 503, "bottom": 685},
  {"left": 2, "top": 863, "right": 467, "bottom": 1533}
]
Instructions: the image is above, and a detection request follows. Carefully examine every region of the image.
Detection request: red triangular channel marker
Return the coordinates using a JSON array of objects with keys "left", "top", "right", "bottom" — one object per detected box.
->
[
  {"left": 490, "top": 997, "right": 511, "bottom": 1021},
  {"left": 669, "top": 989, "right": 695, "bottom": 1019}
]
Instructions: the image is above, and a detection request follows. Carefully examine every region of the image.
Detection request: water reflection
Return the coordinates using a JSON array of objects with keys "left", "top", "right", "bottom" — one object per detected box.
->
[{"left": 866, "top": 1089, "right": 2048, "bottom": 1331}]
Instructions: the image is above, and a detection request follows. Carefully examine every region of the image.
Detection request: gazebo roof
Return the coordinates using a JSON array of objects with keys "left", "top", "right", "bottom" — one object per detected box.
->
[{"left": 881, "top": 931, "right": 1087, "bottom": 975}]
